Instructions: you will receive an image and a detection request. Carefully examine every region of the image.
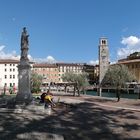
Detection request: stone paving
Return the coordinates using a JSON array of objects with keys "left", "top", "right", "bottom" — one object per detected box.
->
[
  {"left": 0, "top": 94, "right": 140, "bottom": 140},
  {"left": 59, "top": 94, "right": 140, "bottom": 111}
]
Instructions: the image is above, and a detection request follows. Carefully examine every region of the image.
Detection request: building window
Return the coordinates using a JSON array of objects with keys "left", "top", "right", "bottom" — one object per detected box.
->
[
  {"left": 10, "top": 69, "right": 12, "bottom": 72},
  {"left": 5, "top": 69, "right": 7, "bottom": 72},
  {"left": 5, "top": 64, "right": 7, "bottom": 66},
  {"left": 13, "top": 75, "right": 15, "bottom": 79},
  {"left": 10, "top": 64, "right": 12, "bottom": 66},
  {"left": 5, "top": 75, "right": 7, "bottom": 79},
  {"left": 13, "top": 64, "right": 15, "bottom": 66},
  {"left": 10, "top": 75, "right": 12, "bottom": 79}
]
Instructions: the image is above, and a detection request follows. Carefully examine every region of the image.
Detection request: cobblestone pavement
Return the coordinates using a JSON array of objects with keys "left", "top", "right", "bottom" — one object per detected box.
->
[{"left": 0, "top": 94, "right": 140, "bottom": 140}]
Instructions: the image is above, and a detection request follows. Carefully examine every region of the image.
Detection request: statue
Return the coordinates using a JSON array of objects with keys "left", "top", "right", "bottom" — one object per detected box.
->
[
  {"left": 16, "top": 27, "right": 32, "bottom": 103},
  {"left": 21, "top": 27, "right": 29, "bottom": 59}
]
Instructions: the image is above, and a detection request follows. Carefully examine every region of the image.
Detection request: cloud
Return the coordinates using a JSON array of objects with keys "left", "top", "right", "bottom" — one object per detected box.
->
[
  {"left": 121, "top": 36, "right": 140, "bottom": 47},
  {"left": 0, "top": 45, "right": 19, "bottom": 59},
  {"left": 117, "top": 36, "right": 140, "bottom": 59},
  {"left": 110, "top": 61, "right": 116, "bottom": 64},
  {"left": 0, "top": 45, "right": 57, "bottom": 64},
  {"left": 89, "top": 60, "right": 99, "bottom": 65},
  {"left": 47, "top": 56, "right": 56, "bottom": 63},
  {"left": 0, "top": 45, "right": 5, "bottom": 51},
  {"left": 33, "top": 55, "right": 56, "bottom": 63}
]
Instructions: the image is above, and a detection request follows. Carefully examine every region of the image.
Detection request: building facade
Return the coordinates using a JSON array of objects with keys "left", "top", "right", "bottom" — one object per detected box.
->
[
  {"left": 83, "top": 64, "right": 95, "bottom": 84},
  {"left": 93, "top": 64, "right": 99, "bottom": 84},
  {"left": 56, "top": 63, "right": 84, "bottom": 83},
  {"left": 0, "top": 59, "right": 34, "bottom": 92},
  {"left": 32, "top": 63, "right": 59, "bottom": 85},
  {"left": 118, "top": 52, "right": 140, "bottom": 83},
  {"left": 0, "top": 59, "right": 19, "bottom": 89},
  {"left": 0, "top": 59, "right": 98, "bottom": 92}
]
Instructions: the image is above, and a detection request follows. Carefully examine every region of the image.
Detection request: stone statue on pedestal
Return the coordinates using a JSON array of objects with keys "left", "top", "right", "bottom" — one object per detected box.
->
[{"left": 16, "top": 27, "right": 33, "bottom": 103}]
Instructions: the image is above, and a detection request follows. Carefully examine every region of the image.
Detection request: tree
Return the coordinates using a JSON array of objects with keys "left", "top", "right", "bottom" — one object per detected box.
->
[
  {"left": 62, "top": 72, "right": 89, "bottom": 96},
  {"left": 102, "top": 64, "right": 136, "bottom": 101},
  {"left": 31, "top": 72, "right": 43, "bottom": 93}
]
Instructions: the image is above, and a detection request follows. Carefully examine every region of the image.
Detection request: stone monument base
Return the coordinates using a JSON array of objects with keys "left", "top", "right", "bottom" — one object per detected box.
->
[{"left": 16, "top": 92, "right": 33, "bottom": 104}]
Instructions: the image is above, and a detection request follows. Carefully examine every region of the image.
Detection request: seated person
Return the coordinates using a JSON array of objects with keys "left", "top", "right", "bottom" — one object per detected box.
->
[
  {"left": 44, "top": 90, "right": 55, "bottom": 108},
  {"left": 40, "top": 92, "right": 47, "bottom": 103}
]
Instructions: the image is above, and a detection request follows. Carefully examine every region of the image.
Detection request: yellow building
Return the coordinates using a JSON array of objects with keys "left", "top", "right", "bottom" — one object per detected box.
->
[
  {"left": 118, "top": 52, "right": 140, "bottom": 83},
  {"left": 92, "top": 65, "right": 99, "bottom": 84},
  {"left": 56, "top": 63, "right": 84, "bottom": 83}
]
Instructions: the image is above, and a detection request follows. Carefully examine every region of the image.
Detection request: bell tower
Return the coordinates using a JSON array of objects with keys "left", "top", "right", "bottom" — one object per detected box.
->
[{"left": 99, "top": 38, "right": 109, "bottom": 95}]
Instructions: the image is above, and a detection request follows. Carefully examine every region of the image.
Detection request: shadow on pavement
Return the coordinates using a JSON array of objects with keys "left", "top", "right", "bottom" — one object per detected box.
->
[
  {"left": 83, "top": 97, "right": 116, "bottom": 103},
  {"left": 0, "top": 100, "right": 140, "bottom": 140}
]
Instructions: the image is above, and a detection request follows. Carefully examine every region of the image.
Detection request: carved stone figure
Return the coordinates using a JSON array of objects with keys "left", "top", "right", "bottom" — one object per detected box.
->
[{"left": 21, "top": 27, "right": 29, "bottom": 59}]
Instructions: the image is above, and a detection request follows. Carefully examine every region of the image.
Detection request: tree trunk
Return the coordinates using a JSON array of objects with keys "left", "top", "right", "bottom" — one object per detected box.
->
[
  {"left": 116, "top": 86, "right": 121, "bottom": 102},
  {"left": 83, "top": 89, "right": 86, "bottom": 94},
  {"left": 73, "top": 85, "right": 76, "bottom": 96},
  {"left": 64, "top": 85, "right": 67, "bottom": 93},
  {"left": 77, "top": 87, "right": 80, "bottom": 96},
  {"left": 138, "top": 92, "right": 140, "bottom": 99}
]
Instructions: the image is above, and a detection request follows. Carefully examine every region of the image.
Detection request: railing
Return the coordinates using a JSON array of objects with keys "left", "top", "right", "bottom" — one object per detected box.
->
[{"left": 85, "top": 86, "right": 134, "bottom": 91}]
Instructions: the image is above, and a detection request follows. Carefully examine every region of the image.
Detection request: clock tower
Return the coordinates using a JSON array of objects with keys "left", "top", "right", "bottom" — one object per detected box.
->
[{"left": 99, "top": 38, "right": 109, "bottom": 95}]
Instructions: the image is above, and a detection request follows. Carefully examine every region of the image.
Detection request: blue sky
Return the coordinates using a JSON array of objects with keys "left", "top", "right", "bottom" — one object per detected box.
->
[{"left": 0, "top": 0, "right": 140, "bottom": 64}]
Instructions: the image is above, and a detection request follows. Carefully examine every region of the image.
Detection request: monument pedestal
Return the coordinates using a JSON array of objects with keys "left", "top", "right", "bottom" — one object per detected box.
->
[
  {"left": 16, "top": 93, "right": 33, "bottom": 103},
  {"left": 16, "top": 63, "right": 33, "bottom": 103}
]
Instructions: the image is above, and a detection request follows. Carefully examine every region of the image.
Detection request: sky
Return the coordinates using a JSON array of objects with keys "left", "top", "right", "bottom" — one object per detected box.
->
[{"left": 0, "top": 0, "right": 140, "bottom": 64}]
